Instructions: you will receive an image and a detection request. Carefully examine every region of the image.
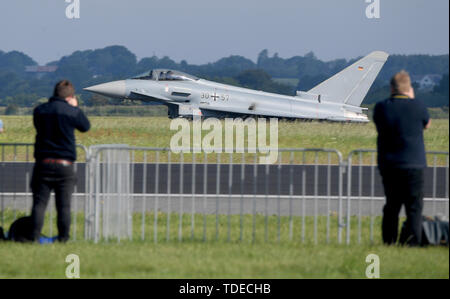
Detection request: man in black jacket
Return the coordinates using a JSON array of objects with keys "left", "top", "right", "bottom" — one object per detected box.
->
[
  {"left": 373, "top": 71, "right": 431, "bottom": 246},
  {"left": 31, "top": 80, "right": 90, "bottom": 242}
]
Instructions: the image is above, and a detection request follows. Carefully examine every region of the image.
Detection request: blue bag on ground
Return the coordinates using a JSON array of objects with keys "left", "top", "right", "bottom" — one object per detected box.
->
[{"left": 0, "top": 216, "right": 58, "bottom": 243}]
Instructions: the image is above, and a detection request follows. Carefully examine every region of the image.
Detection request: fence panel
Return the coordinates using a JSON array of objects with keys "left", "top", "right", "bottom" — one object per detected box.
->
[
  {"left": 346, "top": 149, "right": 449, "bottom": 244},
  {"left": 85, "top": 146, "right": 345, "bottom": 244},
  {"left": 1, "top": 143, "right": 447, "bottom": 245}
]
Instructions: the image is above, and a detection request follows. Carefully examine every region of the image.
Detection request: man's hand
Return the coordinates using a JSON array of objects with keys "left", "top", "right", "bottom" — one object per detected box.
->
[
  {"left": 66, "top": 96, "right": 78, "bottom": 107},
  {"left": 405, "top": 87, "right": 415, "bottom": 99}
]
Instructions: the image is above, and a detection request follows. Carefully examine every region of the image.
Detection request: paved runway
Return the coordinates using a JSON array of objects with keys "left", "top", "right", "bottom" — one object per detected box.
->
[
  {"left": 1, "top": 194, "right": 448, "bottom": 217},
  {"left": 0, "top": 162, "right": 447, "bottom": 198},
  {"left": 1, "top": 162, "right": 448, "bottom": 218}
]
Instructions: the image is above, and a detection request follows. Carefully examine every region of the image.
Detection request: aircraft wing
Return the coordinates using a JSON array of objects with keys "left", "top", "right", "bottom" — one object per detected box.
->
[
  {"left": 199, "top": 104, "right": 292, "bottom": 118},
  {"left": 129, "top": 90, "right": 175, "bottom": 104}
]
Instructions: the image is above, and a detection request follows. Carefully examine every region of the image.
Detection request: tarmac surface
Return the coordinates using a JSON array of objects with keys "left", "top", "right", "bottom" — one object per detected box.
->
[
  {"left": 1, "top": 162, "right": 447, "bottom": 217},
  {"left": 0, "top": 162, "right": 447, "bottom": 197}
]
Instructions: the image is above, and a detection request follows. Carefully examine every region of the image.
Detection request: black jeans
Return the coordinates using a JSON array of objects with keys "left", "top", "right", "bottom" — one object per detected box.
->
[
  {"left": 30, "top": 161, "right": 76, "bottom": 242},
  {"left": 379, "top": 167, "right": 424, "bottom": 246}
]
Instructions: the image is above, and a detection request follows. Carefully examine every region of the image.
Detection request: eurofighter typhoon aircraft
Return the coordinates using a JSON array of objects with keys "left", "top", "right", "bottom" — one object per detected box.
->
[{"left": 84, "top": 51, "right": 388, "bottom": 122}]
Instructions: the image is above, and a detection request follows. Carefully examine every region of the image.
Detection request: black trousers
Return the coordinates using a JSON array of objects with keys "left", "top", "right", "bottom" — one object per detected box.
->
[
  {"left": 30, "top": 161, "right": 76, "bottom": 242},
  {"left": 379, "top": 167, "right": 424, "bottom": 246}
]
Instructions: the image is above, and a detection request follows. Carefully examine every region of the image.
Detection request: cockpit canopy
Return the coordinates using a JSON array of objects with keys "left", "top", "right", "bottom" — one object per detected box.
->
[{"left": 132, "top": 69, "right": 199, "bottom": 81}]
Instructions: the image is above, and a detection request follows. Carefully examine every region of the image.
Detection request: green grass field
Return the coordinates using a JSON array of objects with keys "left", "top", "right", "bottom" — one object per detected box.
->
[
  {"left": 0, "top": 116, "right": 448, "bottom": 164},
  {"left": 1, "top": 241, "right": 448, "bottom": 279},
  {"left": 0, "top": 210, "right": 448, "bottom": 278}
]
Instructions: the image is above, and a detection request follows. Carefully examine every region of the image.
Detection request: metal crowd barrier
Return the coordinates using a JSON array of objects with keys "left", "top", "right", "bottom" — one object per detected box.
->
[
  {"left": 85, "top": 146, "right": 346, "bottom": 244},
  {"left": 346, "top": 149, "right": 449, "bottom": 244},
  {"left": 0, "top": 143, "right": 448, "bottom": 244}
]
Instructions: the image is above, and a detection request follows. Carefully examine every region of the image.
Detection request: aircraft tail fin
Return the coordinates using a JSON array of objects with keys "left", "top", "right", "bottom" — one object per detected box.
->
[{"left": 306, "top": 51, "right": 389, "bottom": 107}]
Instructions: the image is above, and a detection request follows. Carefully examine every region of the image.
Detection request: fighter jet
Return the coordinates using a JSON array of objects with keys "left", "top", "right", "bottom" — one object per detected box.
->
[{"left": 84, "top": 51, "right": 388, "bottom": 122}]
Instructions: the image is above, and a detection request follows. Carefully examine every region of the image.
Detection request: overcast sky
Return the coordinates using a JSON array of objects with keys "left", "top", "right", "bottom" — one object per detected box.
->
[{"left": 0, "top": 0, "right": 448, "bottom": 65}]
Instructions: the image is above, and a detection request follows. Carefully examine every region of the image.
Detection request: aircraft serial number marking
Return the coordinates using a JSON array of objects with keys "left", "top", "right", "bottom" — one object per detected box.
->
[
  {"left": 201, "top": 92, "right": 229, "bottom": 101},
  {"left": 211, "top": 92, "right": 219, "bottom": 101}
]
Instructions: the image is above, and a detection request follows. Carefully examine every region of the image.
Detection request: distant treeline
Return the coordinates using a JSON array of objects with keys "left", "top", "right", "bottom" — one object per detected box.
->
[
  {"left": 0, "top": 45, "right": 448, "bottom": 109},
  {"left": 0, "top": 105, "right": 168, "bottom": 117}
]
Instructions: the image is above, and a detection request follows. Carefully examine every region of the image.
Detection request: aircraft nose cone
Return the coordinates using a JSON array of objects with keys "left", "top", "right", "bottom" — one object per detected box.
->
[{"left": 84, "top": 80, "right": 127, "bottom": 98}]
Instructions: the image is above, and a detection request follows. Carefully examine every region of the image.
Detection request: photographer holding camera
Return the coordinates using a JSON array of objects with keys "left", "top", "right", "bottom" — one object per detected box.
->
[
  {"left": 31, "top": 80, "right": 90, "bottom": 242},
  {"left": 373, "top": 70, "right": 431, "bottom": 246}
]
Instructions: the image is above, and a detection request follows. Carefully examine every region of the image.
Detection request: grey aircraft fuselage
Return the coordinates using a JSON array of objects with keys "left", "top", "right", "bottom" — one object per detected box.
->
[{"left": 85, "top": 51, "right": 389, "bottom": 122}]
